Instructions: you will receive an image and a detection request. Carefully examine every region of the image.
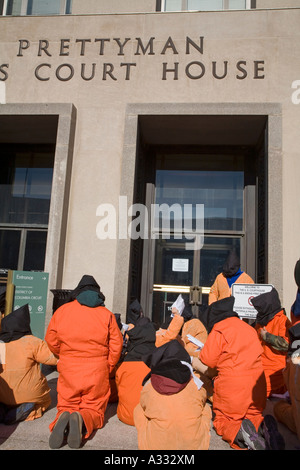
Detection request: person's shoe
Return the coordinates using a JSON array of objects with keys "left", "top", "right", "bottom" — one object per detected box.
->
[
  {"left": 49, "top": 411, "right": 70, "bottom": 449},
  {"left": 4, "top": 402, "right": 35, "bottom": 425},
  {"left": 262, "top": 414, "right": 285, "bottom": 450},
  {"left": 240, "top": 418, "right": 267, "bottom": 450},
  {"left": 67, "top": 412, "right": 83, "bottom": 449}
]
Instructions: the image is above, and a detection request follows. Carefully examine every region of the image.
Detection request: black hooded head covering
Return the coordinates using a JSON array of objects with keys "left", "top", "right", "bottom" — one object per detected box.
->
[
  {"left": 199, "top": 296, "right": 239, "bottom": 334},
  {"left": 181, "top": 294, "right": 194, "bottom": 322},
  {"left": 124, "top": 317, "right": 156, "bottom": 362},
  {"left": 160, "top": 295, "right": 194, "bottom": 330},
  {"left": 126, "top": 299, "right": 143, "bottom": 325},
  {"left": 251, "top": 287, "right": 283, "bottom": 327},
  {"left": 0, "top": 286, "right": 6, "bottom": 313},
  {"left": 0, "top": 304, "right": 32, "bottom": 343},
  {"left": 68, "top": 275, "right": 105, "bottom": 305},
  {"left": 222, "top": 249, "right": 240, "bottom": 278},
  {"left": 295, "top": 259, "right": 300, "bottom": 289},
  {"left": 114, "top": 313, "right": 123, "bottom": 330},
  {"left": 142, "top": 339, "right": 191, "bottom": 386}
]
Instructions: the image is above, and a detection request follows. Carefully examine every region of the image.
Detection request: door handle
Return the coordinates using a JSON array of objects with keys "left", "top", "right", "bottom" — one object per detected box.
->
[{"left": 189, "top": 286, "right": 202, "bottom": 306}]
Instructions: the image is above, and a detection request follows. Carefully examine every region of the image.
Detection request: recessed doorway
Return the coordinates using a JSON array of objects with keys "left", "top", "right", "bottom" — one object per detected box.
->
[{"left": 127, "top": 113, "right": 268, "bottom": 325}]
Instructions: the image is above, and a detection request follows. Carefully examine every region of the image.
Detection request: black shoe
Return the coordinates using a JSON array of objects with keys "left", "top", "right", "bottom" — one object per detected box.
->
[
  {"left": 49, "top": 411, "right": 70, "bottom": 449},
  {"left": 240, "top": 418, "right": 267, "bottom": 450},
  {"left": 67, "top": 412, "right": 83, "bottom": 449},
  {"left": 4, "top": 402, "right": 35, "bottom": 425},
  {"left": 262, "top": 415, "right": 285, "bottom": 450}
]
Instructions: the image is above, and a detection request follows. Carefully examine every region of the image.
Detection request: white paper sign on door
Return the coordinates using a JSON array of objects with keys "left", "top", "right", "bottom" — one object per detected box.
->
[{"left": 172, "top": 258, "right": 189, "bottom": 272}]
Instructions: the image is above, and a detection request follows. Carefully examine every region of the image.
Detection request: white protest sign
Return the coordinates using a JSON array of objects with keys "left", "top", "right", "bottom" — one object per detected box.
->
[
  {"left": 171, "top": 294, "right": 185, "bottom": 315},
  {"left": 232, "top": 283, "right": 273, "bottom": 319}
]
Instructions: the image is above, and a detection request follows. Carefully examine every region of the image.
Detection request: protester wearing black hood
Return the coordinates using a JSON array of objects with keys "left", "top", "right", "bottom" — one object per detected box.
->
[
  {"left": 133, "top": 340, "right": 211, "bottom": 450},
  {"left": 0, "top": 304, "right": 58, "bottom": 424},
  {"left": 45, "top": 275, "right": 123, "bottom": 449},
  {"left": 273, "top": 321, "right": 300, "bottom": 441},
  {"left": 126, "top": 298, "right": 144, "bottom": 326},
  {"left": 115, "top": 317, "right": 156, "bottom": 426},
  {"left": 193, "top": 296, "right": 268, "bottom": 450},
  {"left": 251, "top": 287, "right": 291, "bottom": 398},
  {"left": 209, "top": 249, "right": 254, "bottom": 305}
]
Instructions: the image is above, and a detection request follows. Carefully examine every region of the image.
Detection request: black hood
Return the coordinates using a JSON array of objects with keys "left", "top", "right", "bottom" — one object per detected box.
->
[
  {"left": 126, "top": 298, "right": 143, "bottom": 325},
  {"left": 0, "top": 304, "right": 32, "bottom": 343},
  {"left": 142, "top": 339, "right": 191, "bottom": 385},
  {"left": 114, "top": 313, "right": 123, "bottom": 330},
  {"left": 181, "top": 294, "right": 194, "bottom": 322},
  {"left": 69, "top": 275, "right": 105, "bottom": 302},
  {"left": 222, "top": 249, "right": 240, "bottom": 278},
  {"left": 124, "top": 318, "right": 156, "bottom": 362},
  {"left": 295, "top": 259, "right": 300, "bottom": 289},
  {"left": 251, "top": 287, "right": 283, "bottom": 327},
  {"left": 0, "top": 286, "right": 6, "bottom": 313},
  {"left": 199, "top": 296, "right": 239, "bottom": 334}
]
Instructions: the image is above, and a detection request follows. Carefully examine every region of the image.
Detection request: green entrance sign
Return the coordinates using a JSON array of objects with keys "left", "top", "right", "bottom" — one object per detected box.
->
[{"left": 11, "top": 270, "right": 49, "bottom": 340}]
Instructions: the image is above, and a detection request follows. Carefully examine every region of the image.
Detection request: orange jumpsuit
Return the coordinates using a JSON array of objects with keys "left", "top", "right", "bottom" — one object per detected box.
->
[
  {"left": 0, "top": 336, "right": 57, "bottom": 420},
  {"left": 255, "top": 310, "right": 291, "bottom": 397},
  {"left": 115, "top": 361, "right": 150, "bottom": 425},
  {"left": 45, "top": 299, "right": 123, "bottom": 438},
  {"left": 200, "top": 316, "right": 266, "bottom": 449},
  {"left": 115, "top": 319, "right": 156, "bottom": 426},
  {"left": 134, "top": 376, "right": 211, "bottom": 450},
  {"left": 0, "top": 303, "right": 58, "bottom": 421},
  {"left": 209, "top": 272, "right": 254, "bottom": 305}
]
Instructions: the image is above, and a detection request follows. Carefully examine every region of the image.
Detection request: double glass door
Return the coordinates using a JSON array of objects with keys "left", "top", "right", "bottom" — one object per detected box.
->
[{"left": 141, "top": 150, "right": 255, "bottom": 325}]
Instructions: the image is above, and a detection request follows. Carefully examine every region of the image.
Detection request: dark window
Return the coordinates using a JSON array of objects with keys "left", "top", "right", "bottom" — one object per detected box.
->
[{"left": 0, "top": 144, "right": 54, "bottom": 271}]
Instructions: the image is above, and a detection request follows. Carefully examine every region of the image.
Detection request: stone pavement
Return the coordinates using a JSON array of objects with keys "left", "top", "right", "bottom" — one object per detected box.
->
[{"left": 0, "top": 366, "right": 299, "bottom": 452}]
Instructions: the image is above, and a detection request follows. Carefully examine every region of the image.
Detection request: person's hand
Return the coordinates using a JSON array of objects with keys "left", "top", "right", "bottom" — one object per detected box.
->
[
  {"left": 260, "top": 327, "right": 268, "bottom": 341},
  {"left": 171, "top": 307, "right": 180, "bottom": 316},
  {"left": 191, "top": 356, "right": 208, "bottom": 374}
]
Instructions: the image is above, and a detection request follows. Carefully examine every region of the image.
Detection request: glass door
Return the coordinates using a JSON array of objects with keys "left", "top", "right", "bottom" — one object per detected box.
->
[{"left": 143, "top": 150, "right": 254, "bottom": 325}]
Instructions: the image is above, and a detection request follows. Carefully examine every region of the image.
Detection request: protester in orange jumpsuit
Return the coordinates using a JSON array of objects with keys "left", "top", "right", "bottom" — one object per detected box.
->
[
  {"left": 196, "top": 296, "right": 268, "bottom": 450},
  {"left": 45, "top": 275, "right": 123, "bottom": 449},
  {"left": 209, "top": 249, "right": 254, "bottom": 304},
  {"left": 134, "top": 340, "right": 211, "bottom": 450},
  {"left": 273, "top": 322, "right": 300, "bottom": 439},
  {"left": 0, "top": 304, "right": 58, "bottom": 424},
  {"left": 115, "top": 317, "right": 156, "bottom": 425},
  {"left": 251, "top": 287, "right": 291, "bottom": 397}
]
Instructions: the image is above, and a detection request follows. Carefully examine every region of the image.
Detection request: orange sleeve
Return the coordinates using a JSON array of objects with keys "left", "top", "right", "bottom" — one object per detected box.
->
[
  {"left": 108, "top": 313, "right": 123, "bottom": 373},
  {"left": 45, "top": 311, "right": 60, "bottom": 356},
  {"left": 155, "top": 314, "right": 184, "bottom": 347},
  {"left": 32, "top": 337, "right": 58, "bottom": 366},
  {"left": 199, "top": 328, "right": 224, "bottom": 369}
]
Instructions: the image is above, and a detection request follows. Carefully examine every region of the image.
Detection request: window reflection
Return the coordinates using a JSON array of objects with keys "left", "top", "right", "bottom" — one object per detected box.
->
[
  {"left": 0, "top": 146, "right": 54, "bottom": 225},
  {"left": 155, "top": 169, "right": 244, "bottom": 231},
  {"left": 0, "top": 230, "right": 20, "bottom": 270},
  {"left": 27, "top": 0, "right": 62, "bottom": 15},
  {"left": 164, "top": 0, "right": 247, "bottom": 11}
]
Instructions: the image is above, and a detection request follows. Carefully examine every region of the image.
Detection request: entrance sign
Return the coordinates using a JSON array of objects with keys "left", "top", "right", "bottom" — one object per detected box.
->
[
  {"left": 11, "top": 270, "right": 49, "bottom": 340},
  {"left": 232, "top": 283, "right": 273, "bottom": 319}
]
